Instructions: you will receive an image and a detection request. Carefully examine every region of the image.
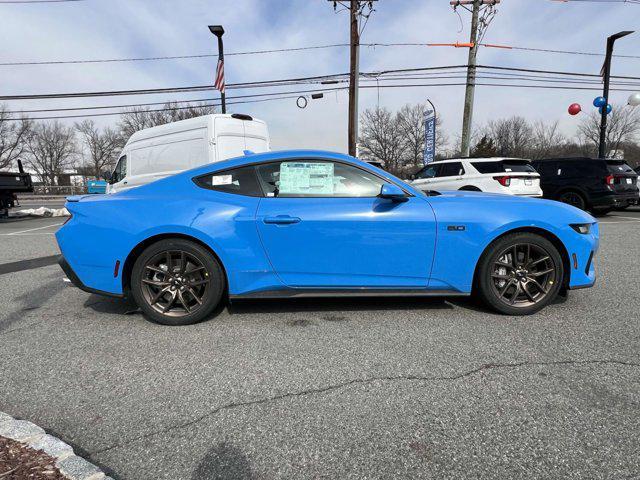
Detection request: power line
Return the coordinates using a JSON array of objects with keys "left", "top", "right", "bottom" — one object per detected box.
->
[
  {"left": 0, "top": 0, "right": 85, "bottom": 3},
  {"left": 9, "top": 74, "right": 640, "bottom": 116},
  {"left": 0, "top": 65, "right": 466, "bottom": 101},
  {"left": 4, "top": 40, "right": 639, "bottom": 67},
  {"left": 0, "top": 43, "right": 352, "bottom": 66},
  {"left": 3, "top": 64, "right": 640, "bottom": 102},
  {"left": 4, "top": 87, "right": 347, "bottom": 114},
  {"left": 7, "top": 79, "right": 640, "bottom": 122}
]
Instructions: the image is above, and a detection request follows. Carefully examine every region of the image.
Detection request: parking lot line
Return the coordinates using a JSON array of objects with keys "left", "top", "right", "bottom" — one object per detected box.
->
[
  {"left": 0, "top": 255, "right": 60, "bottom": 275},
  {"left": 607, "top": 215, "right": 640, "bottom": 223},
  {"left": 1, "top": 222, "right": 64, "bottom": 236}
]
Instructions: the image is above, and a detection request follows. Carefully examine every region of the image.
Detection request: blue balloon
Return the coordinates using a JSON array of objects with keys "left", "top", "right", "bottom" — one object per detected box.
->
[
  {"left": 593, "top": 97, "right": 607, "bottom": 108},
  {"left": 599, "top": 104, "right": 612, "bottom": 115}
]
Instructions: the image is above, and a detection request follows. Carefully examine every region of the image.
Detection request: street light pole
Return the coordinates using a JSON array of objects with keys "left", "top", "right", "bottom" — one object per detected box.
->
[
  {"left": 598, "top": 30, "right": 633, "bottom": 159},
  {"left": 208, "top": 25, "right": 226, "bottom": 114}
]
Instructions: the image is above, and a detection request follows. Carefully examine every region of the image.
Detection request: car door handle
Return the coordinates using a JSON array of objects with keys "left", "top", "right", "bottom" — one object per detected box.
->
[{"left": 263, "top": 215, "right": 301, "bottom": 225}]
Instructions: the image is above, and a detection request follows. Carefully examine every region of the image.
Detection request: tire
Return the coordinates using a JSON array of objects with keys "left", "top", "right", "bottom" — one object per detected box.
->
[
  {"left": 131, "top": 239, "right": 225, "bottom": 326},
  {"left": 476, "top": 232, "right": 564, "bottom": 316},
  {"left": 557, "top": 190, "right": 586, "bottom": 211},
  {"left": 459, "top": 186, "right": 482, "bottom": 192}
]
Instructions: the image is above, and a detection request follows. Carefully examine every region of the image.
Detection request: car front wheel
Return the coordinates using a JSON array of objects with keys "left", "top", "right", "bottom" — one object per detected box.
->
[
  {"left": 131, "top": 239, "right": 225, "bottom": 326},
  {"left": 476, "top": 233, "right": 563, "bottom": 315}
]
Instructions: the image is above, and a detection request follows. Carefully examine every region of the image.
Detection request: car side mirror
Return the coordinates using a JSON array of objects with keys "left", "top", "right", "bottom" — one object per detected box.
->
[
  {"left": 101, "top": 170, "right": 112, "bottom": 182},
  {"left": 379, "top": 183, "right": 408, "bottom": 202},
  {"left": 409, "top": 173, "right": 416, "bottom": 181}
]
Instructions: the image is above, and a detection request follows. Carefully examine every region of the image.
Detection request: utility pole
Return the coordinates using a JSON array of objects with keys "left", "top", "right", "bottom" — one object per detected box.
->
[
  {"left": 598, "top": 30, "right": 633, "bottom": 159},
  {"left": 460, "top": 0, "right": 480, "bottom": 158},
  {"left": 330, "top": 1, "right": 376, "bottom": 157},
  {"left": 451, "top": 0, "right": 499, "bottom": 157},
  {"left": 348, "top": 0, "right": 360, "bottom": 157}
]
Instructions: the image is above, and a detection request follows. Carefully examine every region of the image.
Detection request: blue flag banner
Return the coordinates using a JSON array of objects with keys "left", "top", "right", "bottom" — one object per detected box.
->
[{"left": 423, "top": 107, "right": 436, "bottom": 165}]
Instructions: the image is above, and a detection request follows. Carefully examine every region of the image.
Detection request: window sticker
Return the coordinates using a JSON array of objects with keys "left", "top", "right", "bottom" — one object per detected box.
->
[
  {"left": 210, "top": 174, "right": 233, "bottom": 186},
  {"left": 279, "top": 162, "right": 335, "bottom": 194}
]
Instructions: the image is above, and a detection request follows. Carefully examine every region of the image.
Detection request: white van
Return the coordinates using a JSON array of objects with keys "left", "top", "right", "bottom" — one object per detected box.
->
[{"left": 107, "top": 113, "right": 270, "bottom": 193}]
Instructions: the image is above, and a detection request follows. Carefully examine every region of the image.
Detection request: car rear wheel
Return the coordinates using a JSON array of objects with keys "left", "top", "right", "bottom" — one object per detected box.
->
[
  {"left": 131, "top": 239, "right": 225, "bottom": 326},
  {"left": 476, "top": 233, "right": 563, "bottom": 315},
  {"left": 557, "top": 191, "right": 586, "bottom": 210}
]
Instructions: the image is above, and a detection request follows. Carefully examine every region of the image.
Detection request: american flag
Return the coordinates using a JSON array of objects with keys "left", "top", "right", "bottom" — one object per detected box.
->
[{"left": 214, "top": 58, "right": 225, "bottom": 93}]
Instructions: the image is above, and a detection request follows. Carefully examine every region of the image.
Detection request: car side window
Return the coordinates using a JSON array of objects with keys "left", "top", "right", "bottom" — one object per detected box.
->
[
  {"left": 194, "top": 166, "right": 263, "bottom": 197},
  {"left": 255, "top": 160, "right": 385, "bottom": 198},
  {"left": 415, "top": 165, "right": 438, "bottom": 179},
  {"left": 110, "top": 156, "right": 127, "bottom": 184},
  {"left": 437, "top": 162, "right": 464, "bottom": 177}
]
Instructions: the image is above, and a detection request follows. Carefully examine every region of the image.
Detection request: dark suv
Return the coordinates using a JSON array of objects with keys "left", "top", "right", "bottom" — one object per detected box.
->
[{"left": 531, "top": 157, "right": 639, "bottom": 213}]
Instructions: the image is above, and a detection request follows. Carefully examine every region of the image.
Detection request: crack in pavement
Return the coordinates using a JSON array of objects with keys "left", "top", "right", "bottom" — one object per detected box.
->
[{"left": 89, "top": 358, "right": 639, "bottom": 457}]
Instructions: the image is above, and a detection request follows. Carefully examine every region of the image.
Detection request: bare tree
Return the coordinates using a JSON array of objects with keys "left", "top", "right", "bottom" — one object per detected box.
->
[
  {"left": 0, "top": 104, "right": 32, "bottom": 170},
  {"left": 118, "top": 102, "right": 217, "bottom": 139},
  {"left": 396, "top": 103, "right": 448, "bottom": 165},
  {"left": 577, "top": 104, "right": 640, "bottom": 157},
  {"left": 484, "top": 116, "right": 533, "bottom": 158},
  {"left": 359, "top": 107, "right": 407, "bottom": 176},
  {"left": 26, "top": 122, "right": 76, "bottom": 186},
  {"left": 75, "top": 120, "right": 123, "bottom": 178},
  {"left": 530, "top": 120, "right": 566, "bottom": 159}
]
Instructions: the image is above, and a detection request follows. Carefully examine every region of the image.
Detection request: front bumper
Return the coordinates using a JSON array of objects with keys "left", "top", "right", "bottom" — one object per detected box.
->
[
  {"left": 58, "top": 255, "right": 124, "bottom": 298},
  {"left": 565, "top": 222, "right": 599, "bottom": 290}
]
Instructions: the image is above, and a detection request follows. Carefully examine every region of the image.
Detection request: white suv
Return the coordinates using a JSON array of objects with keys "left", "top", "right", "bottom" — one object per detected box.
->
[{"left": 409, "top": 157, "right": 543, "bottom": 197}]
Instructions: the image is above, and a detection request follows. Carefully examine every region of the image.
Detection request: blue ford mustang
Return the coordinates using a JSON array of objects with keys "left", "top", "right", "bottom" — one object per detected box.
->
[{"left": 56, "top": 150, "right": 598, "bottom": 326}]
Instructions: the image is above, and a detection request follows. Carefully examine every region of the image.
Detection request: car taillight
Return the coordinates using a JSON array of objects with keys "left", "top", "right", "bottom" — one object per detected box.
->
[
  {"left": 493, "top": 176, "right": 511, "bottom": 187},
  {"left": 62, "top": 214, "right": 72, "bottom": 225},
  {"left": 605, "top": 174, "right": 615, "bottom": 186}
]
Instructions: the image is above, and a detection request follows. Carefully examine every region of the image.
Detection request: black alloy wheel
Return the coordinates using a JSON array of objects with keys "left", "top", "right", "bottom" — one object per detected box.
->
[
  {"left": 477, "top": 233, "right": 563, "bottom": 315},
  {"left": 131, "top": 239, "right": 225, "bottom": 325},
  {"left": 558, "top": 191, "right": 586, "bottom": 211}
]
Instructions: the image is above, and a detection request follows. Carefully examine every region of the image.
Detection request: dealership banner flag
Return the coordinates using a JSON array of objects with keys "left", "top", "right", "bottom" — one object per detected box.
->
[{"left": 423, "top": 107, "right": 436, "bottom": 165}]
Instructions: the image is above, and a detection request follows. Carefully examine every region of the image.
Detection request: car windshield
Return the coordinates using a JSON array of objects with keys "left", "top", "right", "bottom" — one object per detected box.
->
[
  {"left": 606, "top": 160, "right": 635, "bottom": 174},
  {"left": 472, "top": 160, "right": 536, "bottom": 174}
]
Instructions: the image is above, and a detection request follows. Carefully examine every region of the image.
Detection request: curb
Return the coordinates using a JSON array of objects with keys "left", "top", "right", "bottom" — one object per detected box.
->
[{"left": 0, "top": 411, "right": 112, "bottom": 480}]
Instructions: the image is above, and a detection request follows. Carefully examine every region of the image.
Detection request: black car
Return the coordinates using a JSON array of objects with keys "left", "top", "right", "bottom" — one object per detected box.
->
[{"left": 531, "top": 157, "right": 639, "bottom": 213}]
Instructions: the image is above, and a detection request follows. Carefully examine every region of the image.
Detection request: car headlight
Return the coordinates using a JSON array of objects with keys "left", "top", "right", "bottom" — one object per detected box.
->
[{"left": 570, "top": 223, "right": 592, "bottom": 234}]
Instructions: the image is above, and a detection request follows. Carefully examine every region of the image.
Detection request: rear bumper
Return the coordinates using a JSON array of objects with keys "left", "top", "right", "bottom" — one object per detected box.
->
[
  {"left": 58, "top": 255, "right": 124, "bottom": 298},
  {"left": 591, "top": 192, "right": 639, "bottom": 208}
]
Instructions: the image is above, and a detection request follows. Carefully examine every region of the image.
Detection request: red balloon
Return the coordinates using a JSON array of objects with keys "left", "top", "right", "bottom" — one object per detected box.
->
[{"left": 568, "top": 103, "right": 582, "bottom": 116}]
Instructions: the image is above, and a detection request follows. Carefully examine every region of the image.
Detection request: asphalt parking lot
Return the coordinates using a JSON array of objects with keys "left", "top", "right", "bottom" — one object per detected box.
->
[{"left": 1, "top": 208, "right": 639, "bottom": 480}]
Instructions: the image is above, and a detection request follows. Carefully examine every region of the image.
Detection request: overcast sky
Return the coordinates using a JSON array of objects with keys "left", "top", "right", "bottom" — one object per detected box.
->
[{"left": 1, "top": 0, "right": 639, "bottom": 152}]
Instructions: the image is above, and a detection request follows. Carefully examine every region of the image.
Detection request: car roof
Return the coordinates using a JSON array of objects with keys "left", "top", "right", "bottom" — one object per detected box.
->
[
  {"left": 535, "top": 157, "right": 604, "bottom": 162},
  {"left": 431, "top": 157, "right": 531, "bottom": 163},
  {"left": 131, "top": 149, "right": 426, "bottom": 199},
  {"left": 186, "top": 149, "right": 363, "bottom": 177}
]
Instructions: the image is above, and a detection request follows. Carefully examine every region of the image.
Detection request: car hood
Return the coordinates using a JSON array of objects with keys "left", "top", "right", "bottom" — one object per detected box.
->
[{"left": 429, "top": 190, "right": 596, "bottom": 224}]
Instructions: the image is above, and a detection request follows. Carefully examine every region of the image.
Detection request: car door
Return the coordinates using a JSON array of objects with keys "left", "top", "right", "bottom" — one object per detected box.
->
[
  {"left": 254, "top": 159, "right": 437, "bottom": 288},
  {"left": 411, "top": 164, "right": 439, "bottom": 191},
  {"left": 434, "top": 162, "right": 465, "bottom": 191}
]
